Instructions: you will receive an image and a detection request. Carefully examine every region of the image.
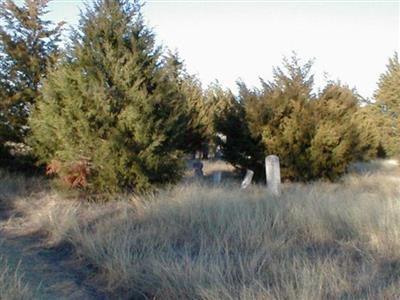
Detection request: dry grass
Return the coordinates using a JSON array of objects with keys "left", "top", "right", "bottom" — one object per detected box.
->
[
  {"left": 1, "top": 161, "right": 400, "bottom": 299},
  {"left": 0, "top": 256, "right": 34, "bottom": 300}
]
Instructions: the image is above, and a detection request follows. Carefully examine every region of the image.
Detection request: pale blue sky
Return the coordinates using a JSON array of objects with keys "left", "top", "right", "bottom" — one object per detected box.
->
[{"left": 35, "top": 0, "right": 400, "bottom": 98}]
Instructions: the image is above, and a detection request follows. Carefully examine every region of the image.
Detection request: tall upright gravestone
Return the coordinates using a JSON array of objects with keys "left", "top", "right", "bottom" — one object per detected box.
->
[
  {"left": 265, "top": 155, "right": 281, "bottom": 196},
  {"left": 241, "top": 169, "right": 254, "bottom": 189}
]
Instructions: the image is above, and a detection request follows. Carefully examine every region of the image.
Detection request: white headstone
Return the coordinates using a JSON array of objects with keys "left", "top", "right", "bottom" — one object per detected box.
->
[
  {"left": 241, "top": 169, "right": 254, "bottom": 189},
  {"left": 265, "top": 155, "right": 281, "bottom": 196},
  {"left": 216, "top": 133, "right": 227, "bottom": 144},
  {"left": 213, "top": 171, "right": 222, "bottom": 184}
]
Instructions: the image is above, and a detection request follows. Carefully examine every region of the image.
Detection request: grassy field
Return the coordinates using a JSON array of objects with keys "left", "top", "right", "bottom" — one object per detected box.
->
[
  {"left": 0, "top": 256, "right": 34, "bottom": 300},
  {"left": 1, "top": 159, "right": 400, "bottom": 299}
]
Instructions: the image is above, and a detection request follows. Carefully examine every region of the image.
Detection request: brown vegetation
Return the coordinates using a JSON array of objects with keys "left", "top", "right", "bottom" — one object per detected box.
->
[
  {"left": 46, "top": 159, "right": 91, "bottom": 188},
  {"left": 0, "top": 256, "right": 34, "bottom": 300},
  {"left": 1, "top": 160, "right": 400, "bottom": 299}
]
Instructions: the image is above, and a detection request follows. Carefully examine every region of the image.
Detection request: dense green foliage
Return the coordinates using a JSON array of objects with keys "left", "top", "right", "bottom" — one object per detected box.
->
[
  {"left": 0, "top": 0, "right": 63, "bottom": 146},
  {"left": 217, "top": 55, "right": 375, "bottom": 181},
  {"left": 177, "top": 74, "right": 208, "bottom": 156},
  {"left": 258, "top": 57, "right": 316, "bottom": 180},
  {"left": 351, "top": 104, "right": 382, "bottom": 160},
  {"left": 309, "top": 82, "right": 363, "bottom": 179},
  {"left": 29, "top": 0, "right": 192, "bottom": 192},
  {"left": 179, "top": 79, "right": 238, "bottom": 159},
  {"left": 374, "top": 53, "right": 400, "bottom": 157},
  {"left": 215, "top": 83, "right": 266, "bottom": 179}
]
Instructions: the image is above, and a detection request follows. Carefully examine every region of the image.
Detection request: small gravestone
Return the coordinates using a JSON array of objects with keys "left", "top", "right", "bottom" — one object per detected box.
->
[
  {"left": 265, "top": 155, "right": 281, "bottom": 196},
  {"left": 213, "top": 171, "right": 222, "bottom": 184},
  {"left": 241, "top": 169, "right": 254, "bottom": 189},
  {"left": 215, "top": 146, "right": 222, "bottom": 159},
  {"left": 193, "top": 160, "right": 204, "bottom": 178}
]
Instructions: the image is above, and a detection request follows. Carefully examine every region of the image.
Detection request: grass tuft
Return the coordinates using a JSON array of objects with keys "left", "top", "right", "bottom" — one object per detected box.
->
[{"left": 0, "top": 256, "right": 34, "bottom": 300}]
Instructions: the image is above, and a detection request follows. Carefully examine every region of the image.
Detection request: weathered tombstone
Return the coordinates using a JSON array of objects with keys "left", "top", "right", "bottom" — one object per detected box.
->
[
  {"left": 213, "top": 171, "right": 222, "bottom": 184},
  {"left": 241, "top": 169, "right": 254, "bottom": 189},
  {"left": 265, "top": 155, "right": 281, "bottom": 196},
  {"left": 216, "top": 133, "right": 227, "bottom": 144},
  {"left": 193, "top": 160, "right": 204, "bottom": 178},
  {"left": 215, "top": 146, "right": 222, "bottom": 159}
]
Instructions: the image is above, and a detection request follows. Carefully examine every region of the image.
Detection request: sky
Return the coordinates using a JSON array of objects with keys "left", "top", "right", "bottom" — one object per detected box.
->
[{"left": 37, "top": 0, "right": 400, "bottom": 99}]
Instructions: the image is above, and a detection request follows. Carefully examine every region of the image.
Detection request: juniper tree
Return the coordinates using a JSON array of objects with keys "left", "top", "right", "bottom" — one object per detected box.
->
[
  {"left": 215, "top": 84, "right": 265, "bottom": 178},
  {"left": 215, "top": 55, "right": 316, "bottom": 181},
  {"left": 159, "top": 52, "right": 201, "bottom": 154},
  {"left": 352, "top": 103, "right": 382, "bottom": 160},
  {"left": 202, "top": 82, "right": 238, "bottom": 158},
  {"left": 218, "top": 55, "right": 371, "bottom": 181},
  {"left": 0, "top": 0, "right": 63, "bottom": 146},
  {"left": 310, "top": 82, "right": 362, "bottom": 179},
  {"left": 181, "top": 80, "right": 236, "bottom": 159},
  {"left": 374, "top": 53, "right": 400, "bottom": 156},
  {"left": 178, "top": 74, "right": 208, "bottom": 156},
  {"left": 29, "top": 0, "right": 191, "bottom": 193},
  {"left": 260, "top": 55, "right": 316, "bottom": 180}
]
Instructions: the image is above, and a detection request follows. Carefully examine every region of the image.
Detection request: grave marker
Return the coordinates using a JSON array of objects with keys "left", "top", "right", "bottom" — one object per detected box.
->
[
  {"left": 241, "top": 169, "right": 254, "bottom": 189},
  {"left": 265, "top": 155, "right": 281, "bottom": 195}
]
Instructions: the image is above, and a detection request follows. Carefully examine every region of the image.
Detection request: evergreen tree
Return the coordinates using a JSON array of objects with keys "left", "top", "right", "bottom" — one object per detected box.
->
[
  {"left": 374, "top": 53, "right": 400, "bottom": 156},
  {"left": 238, "top": 81, "right": 269, "bottom": 141},
  {"left": 29, "top": 0, "right": 190, "bottom": 193},
  {"left": 218, "top": 55, "right": 371, "bottom": 181},
  {"left": 310, "top": 82, "right": 362, "bottom": 179},
  {"left": 203, "top": 82, "right": 236, "bottom": 158},
  {"left": 181, "top": 80, "right": 237, "bottom": 159},
  {"left": 215, "top": 84, "right": 265, "bottom": 177},
  {"left": 160, "top": 52, "right": 204, "bottom": 155},
  {"left": 352, "top": 104, "right": 382, "bottom": 160},
  {"left": 0, "top": 0, "right": 63, "bottom": 146},
  {"left": 260, "top": 55, "right": 316, "bottom": 180},
  {"left": 178, "top": 74, "right": 208, "bottom": 156}
]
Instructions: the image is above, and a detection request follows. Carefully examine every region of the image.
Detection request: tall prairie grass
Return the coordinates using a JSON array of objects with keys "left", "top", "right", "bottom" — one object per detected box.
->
[
  {"left": 0, "top": 256, "right": 34, "bottom": 300},
  {"left": 1, "top": 160, "right": 400, "bottom": 299}
]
